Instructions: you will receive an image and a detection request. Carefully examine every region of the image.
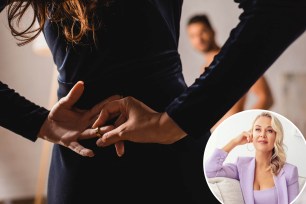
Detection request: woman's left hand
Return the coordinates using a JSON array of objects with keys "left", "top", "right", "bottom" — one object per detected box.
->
[{"left": 92, "top": 96, "right": 187, "bottom": 156}]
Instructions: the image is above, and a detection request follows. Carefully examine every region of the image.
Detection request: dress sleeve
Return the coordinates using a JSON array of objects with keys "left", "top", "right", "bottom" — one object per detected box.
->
[
  {"left": 166, "top": 0, "right": 306, "bottom": 138},
  {"left": 0, "top": 81, "right": 49, "bottom": 141},
  {"left": 204, "top": 148, "right": 239, "bottom": 180},
  {"left": 0, "top": 0, "right": 8, "bottom": 12}
]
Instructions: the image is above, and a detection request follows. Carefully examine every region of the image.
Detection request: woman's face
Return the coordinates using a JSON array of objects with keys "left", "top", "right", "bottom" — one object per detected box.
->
[{"left": 252, "top": 116, "right": 276, "bottom": 153}]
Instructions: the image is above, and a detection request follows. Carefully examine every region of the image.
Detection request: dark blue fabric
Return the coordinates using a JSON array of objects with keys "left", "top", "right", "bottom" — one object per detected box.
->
[
  {"left": 1, "top": 0, "right": 305, "bottom": 203},
  {"left": 0, "top": 82, "right": 48, "bottom": 141},
  {"left": 44, "top": 0, "right": 212, "bottom": 203},
  {"left": 0, "top": 0, "right": 48, "bottom": 141},
  {"left": 0, "top": 0, "right": 6, "bottom": 12},
  {"left": 166, "top": 0, "right": 306, "bottom": 137}
]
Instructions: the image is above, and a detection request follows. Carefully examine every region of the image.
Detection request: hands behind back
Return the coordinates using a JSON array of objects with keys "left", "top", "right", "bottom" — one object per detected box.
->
[
  {"left": 93, "top": 96, "right": 187, "bottom": 157},
  {"left": 38, "top": 81, "right": 120, "bottom": 157}
]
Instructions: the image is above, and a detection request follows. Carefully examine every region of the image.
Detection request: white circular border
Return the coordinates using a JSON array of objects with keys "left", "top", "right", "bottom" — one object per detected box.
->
[{"left": 203, "top": 109, "right": 306, "bottom": 204}]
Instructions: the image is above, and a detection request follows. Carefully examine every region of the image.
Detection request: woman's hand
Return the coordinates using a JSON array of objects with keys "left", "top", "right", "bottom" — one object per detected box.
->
[
  {"left": 93, "top": 96, "right": 188, "bottom": 157},
  {"left": 222, "top": 130, "right": 253, "bottom": 153},
  {"left": 233, "top": 130, "right": 253, "bottom": 146},
  {"left": 38, "top": 81, "right": 120, "bottom": 157}
]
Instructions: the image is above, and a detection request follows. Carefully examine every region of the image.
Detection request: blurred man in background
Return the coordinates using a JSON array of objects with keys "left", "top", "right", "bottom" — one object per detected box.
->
[{"left": 187, "top": 14, "right": 274, "bottom": 132}]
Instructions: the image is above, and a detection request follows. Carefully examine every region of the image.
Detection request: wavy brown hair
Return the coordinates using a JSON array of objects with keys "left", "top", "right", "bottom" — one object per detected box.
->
[{"left": 6, "top": 0, "right": 98, "bottom": 46}]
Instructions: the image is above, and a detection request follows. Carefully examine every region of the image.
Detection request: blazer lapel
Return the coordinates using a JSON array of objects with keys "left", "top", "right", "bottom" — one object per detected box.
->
[
  {"left": 239, "top": 158, "right": 255, "bottom": 204},
  {"left": 274, "top": 169, "right": 287, "bottom": 204}
]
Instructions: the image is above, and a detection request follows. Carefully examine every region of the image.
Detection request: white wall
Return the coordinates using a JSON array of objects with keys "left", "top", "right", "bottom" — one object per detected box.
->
[{"left": 0, "top": 10, "right": 54, "bottom": 200}]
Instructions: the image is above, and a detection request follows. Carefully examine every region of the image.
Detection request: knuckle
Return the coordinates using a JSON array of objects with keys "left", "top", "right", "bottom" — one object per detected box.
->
[
  {"left": 125, "top": 96, "right": 136, "bottom": 103},
  {"left": 118, "top": 129, "right": 125, "bottom": 138},
  {"left": 117, "top": 125, "right": 127, "bottom": 138}
]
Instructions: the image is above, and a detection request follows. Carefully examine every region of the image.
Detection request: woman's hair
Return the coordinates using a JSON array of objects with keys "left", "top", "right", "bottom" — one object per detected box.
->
[
  {"left": 252, "top": 112, "right": 286, "bottom": 175},
  {"left": 7, "top": 0, "right": 99, "bottom": 46}
]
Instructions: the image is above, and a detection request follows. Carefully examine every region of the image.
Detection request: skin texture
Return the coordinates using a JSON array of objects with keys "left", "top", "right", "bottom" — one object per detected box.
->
[
  {"left": 222, "top": 116, "right": 277, "bottom": 190},
  {"left": 94, "top": 96, "right": 187, "bottom": 156},
  {"left": 94, "top": 19, "right": 275, "bottom": 157},
  {"left": 38, "top": 81, "right": 120, "bottom": 157},
  {"left": 187, "top": 20, "right": 274, "bottom": 132}
]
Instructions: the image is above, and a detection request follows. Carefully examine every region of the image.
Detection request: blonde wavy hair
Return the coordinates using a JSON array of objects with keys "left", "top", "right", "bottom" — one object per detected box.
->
[
  {"left": 252, "top": 112, "right": 286, "bottom": 175},
  {"left": 6, "top": 0, "right": 100, "bottom": 46}
]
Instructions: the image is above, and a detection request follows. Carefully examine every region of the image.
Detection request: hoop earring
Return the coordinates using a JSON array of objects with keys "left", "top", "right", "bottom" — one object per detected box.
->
[{"left": 247, "top": 143, "right": 254, "bottom": 152}]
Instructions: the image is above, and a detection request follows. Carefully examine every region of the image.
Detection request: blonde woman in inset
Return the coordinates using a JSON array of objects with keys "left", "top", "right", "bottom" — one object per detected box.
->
[{"left": 205, "top": 112, "right": 299, "bottom": 204}]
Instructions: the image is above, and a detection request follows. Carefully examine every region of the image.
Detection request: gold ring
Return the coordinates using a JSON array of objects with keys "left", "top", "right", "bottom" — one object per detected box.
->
[{"left": 95, "top": 127, "right": 102, "bottom": 137}]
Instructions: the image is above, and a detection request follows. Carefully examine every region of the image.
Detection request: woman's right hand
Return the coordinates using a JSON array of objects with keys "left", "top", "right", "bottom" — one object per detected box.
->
[
  {"left": 232, "top": 130, "right": 253, "bottom": 146},
  {"left": 222, "top": 130, "right": 252, "bottom": 153}
]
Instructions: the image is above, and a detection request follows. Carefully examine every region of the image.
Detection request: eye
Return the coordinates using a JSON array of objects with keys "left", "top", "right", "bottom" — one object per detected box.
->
[
  {"left": 255, "top": 128, "right": 261, "bottom": 132},
  {"left": 267, "top": 129, "right": 275, "bottom": 134}
]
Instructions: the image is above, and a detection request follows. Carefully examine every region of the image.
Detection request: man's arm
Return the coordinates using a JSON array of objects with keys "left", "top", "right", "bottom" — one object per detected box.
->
[{"left": 248, "top": 76, "right": 274, "bottom": 109}]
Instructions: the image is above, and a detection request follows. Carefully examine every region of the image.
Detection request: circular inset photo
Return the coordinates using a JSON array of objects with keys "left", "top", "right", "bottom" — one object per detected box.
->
[{"left": 203, "top": 109, "right": 306, "bottom": 204}]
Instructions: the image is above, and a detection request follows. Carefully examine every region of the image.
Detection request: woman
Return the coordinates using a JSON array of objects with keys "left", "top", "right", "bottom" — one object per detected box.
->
[
  {"left": 0, "top": 1, "right": 213, "bottom": 203},
  {"left": 205, "top": 112, "right": 299, "bottom": 204},
  {"left": 0, "top": 0, "right": 305, "bottom": 204}
]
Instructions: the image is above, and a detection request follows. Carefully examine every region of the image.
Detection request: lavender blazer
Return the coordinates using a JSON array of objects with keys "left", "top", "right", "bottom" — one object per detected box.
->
[{"left": 205, "top": 149, "right": 299, "bottom": 204}]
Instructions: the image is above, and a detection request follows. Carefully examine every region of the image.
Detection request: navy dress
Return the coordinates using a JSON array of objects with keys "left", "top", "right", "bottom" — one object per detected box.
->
[{"left": 0, "top": 0, "right": 305, "bottom": 204}]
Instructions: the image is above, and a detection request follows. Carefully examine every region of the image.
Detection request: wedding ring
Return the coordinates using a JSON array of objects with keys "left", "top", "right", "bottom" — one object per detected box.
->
[{"left": 95, "top": 127, "right": 103, "bottom": 137}]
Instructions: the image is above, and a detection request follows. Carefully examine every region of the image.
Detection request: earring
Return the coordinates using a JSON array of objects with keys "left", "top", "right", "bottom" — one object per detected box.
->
[{"left": 247, "top": 143, "right": 254, "bottom": 152}]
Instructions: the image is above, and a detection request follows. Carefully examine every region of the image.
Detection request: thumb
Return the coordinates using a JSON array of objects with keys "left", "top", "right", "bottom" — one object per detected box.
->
[{"left": 61, "top": 81, "right": 85, "bottom": 107}]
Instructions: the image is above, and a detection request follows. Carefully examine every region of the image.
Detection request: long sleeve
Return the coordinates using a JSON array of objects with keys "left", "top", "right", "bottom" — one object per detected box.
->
[
  {"left": 205, "top": 148, "right": 239, "bottom": 180},
  {"left": 0, "top": 81, "right": 49, "bottom": 141},
  {"left": 166, "top": 0, "right": 306, "bottom": 138},
  {"left": 287, "top": 166, "right": 299, "bottom": 203},
  {"left": 0, "top": 2, "right": 49, "bottom": 141},
  {"left": 0, "top": 0, "right": 7, "bottom": 12}
]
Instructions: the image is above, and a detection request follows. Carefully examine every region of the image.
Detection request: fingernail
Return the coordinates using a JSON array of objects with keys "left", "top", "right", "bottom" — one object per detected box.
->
[
  {"left": 96, "top": 139, "right": 102, "bottom": 147},
  {"left": 96, "top": 139, "right": 105, "bottom": 147}
]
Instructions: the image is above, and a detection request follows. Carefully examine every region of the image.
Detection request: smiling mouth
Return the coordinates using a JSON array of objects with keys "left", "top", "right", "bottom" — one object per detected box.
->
[{"left": 258, "top": 141, "right": 268, "bottom": 144}]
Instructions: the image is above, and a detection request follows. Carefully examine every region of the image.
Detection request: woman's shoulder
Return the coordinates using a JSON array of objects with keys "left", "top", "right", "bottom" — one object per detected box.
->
[
  {"left": 282, "top": 163, "right": 298, "bottom": 182},
  {"left": 283, "top": 162, "right": 298, "bottom": 172}
]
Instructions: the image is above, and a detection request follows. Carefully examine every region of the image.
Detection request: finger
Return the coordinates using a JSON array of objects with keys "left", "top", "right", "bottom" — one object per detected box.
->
[
  {"left": 90, "top": 95, "right": 122, "bottom": 116},
  {"left": 61, "top": 81, "right": 85, "bottom": 108},
  {"left": 67, "top": 141, "right": 94, "bottom": 157},
  {"left": 115, "top": 141, "right": 125, "bottom": 157},
  {"left": 92, "top": 100, "right": 123, "bottom": 128},
  {"left": 114, "top": 114, "right": 126, "bottom": 127},
  {"left": 96, "top": 125, "right": 125, "bottom": 147},
  {"left": 249, "top": 134, "right": 253, "bottom": 142},
  {"left": 79, "top": 125, "right": 115, "bottom": 140}
]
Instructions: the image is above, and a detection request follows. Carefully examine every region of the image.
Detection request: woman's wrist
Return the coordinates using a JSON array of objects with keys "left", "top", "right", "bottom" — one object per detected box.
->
[
  {"left": 222, "top": 139, "right": 238, "bottom": 153},
  {"left": 158, "top": 112, "right": 187, "bottom": 144}
]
